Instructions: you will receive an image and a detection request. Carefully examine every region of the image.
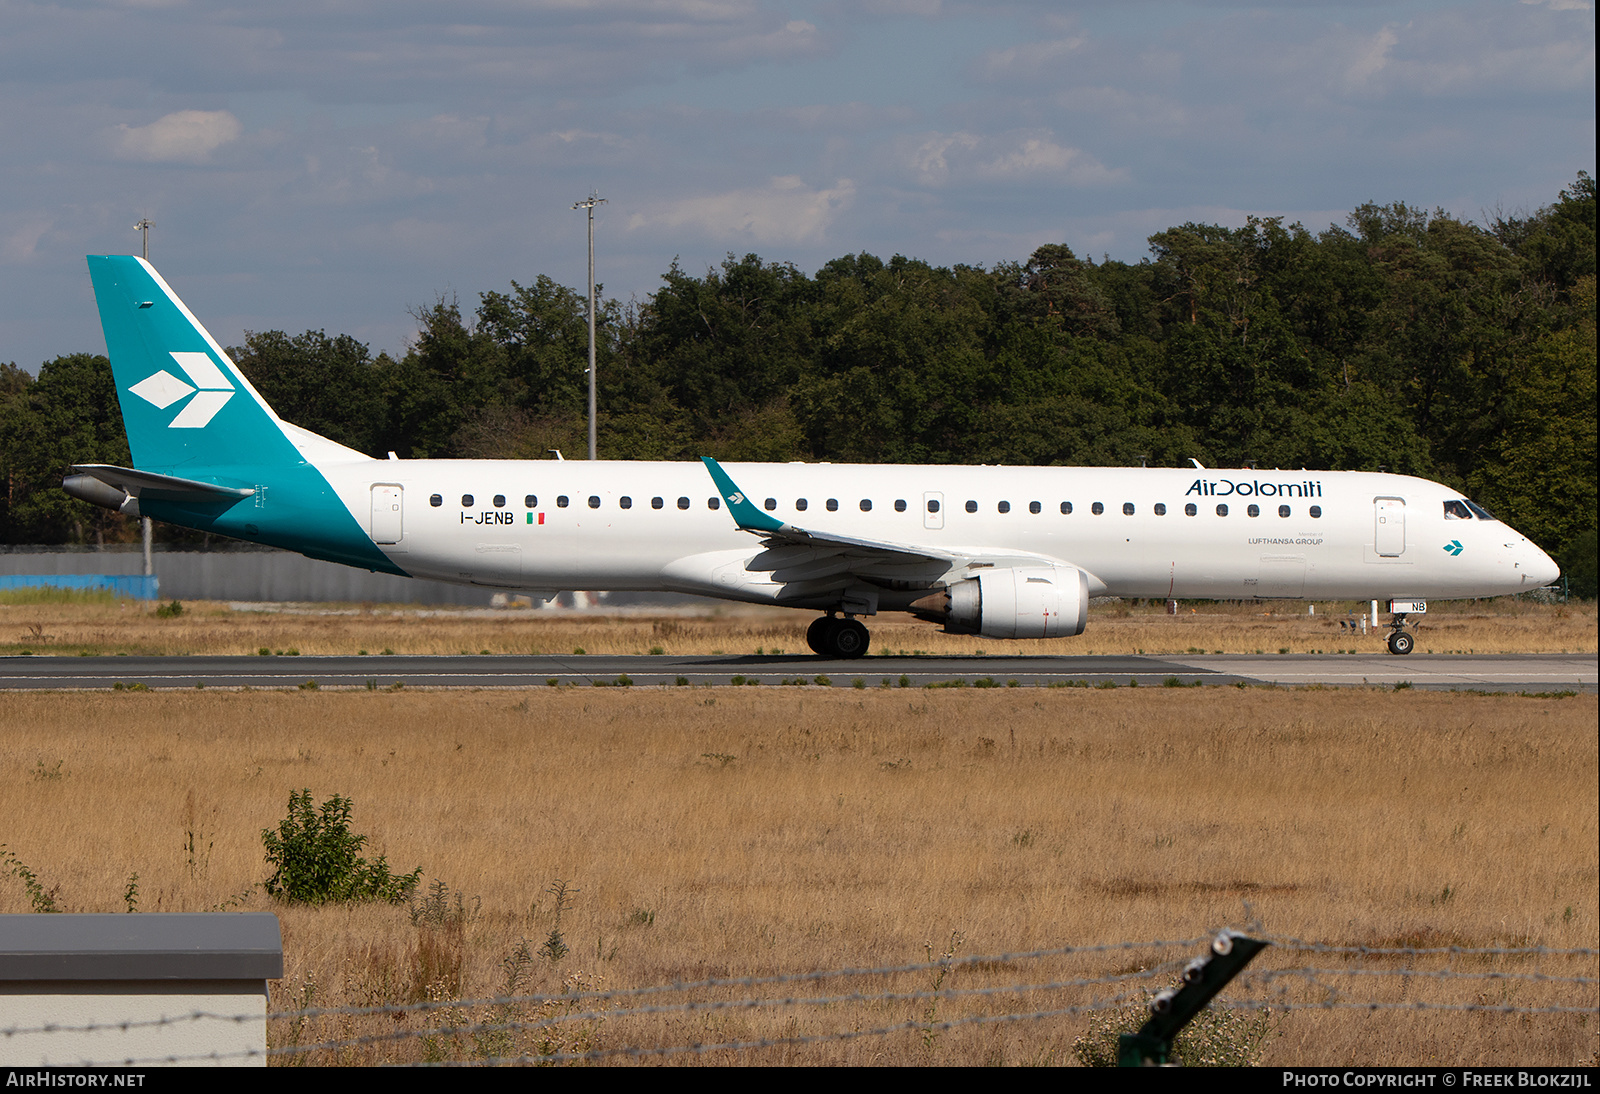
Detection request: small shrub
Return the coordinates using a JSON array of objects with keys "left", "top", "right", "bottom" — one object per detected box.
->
[
  {"left": 1, "top": 845, "right": 62, "bottom": 912},
  {"left": 154, "top": 599, "right": 184, "bottom": 619},
  {"left": 1072, "top": 993, "right": 1275, "bottom": 1067},
  {"left": 261, "top": 789, "right": 420, "bottom": 905}
]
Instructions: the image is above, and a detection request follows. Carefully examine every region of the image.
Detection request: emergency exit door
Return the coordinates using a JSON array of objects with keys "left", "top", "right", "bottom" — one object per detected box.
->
[
  {"left": 371, "top": 484, "right": 403, "bottom": 544},
  {"left": 1374, "top": 497, "right": 1405, "bottom": 557}
]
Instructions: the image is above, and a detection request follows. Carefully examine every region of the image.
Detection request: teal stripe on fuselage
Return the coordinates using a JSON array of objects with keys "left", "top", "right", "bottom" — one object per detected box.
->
[{"left": 88, "top": 255, "right": 407, "bottom": 576}]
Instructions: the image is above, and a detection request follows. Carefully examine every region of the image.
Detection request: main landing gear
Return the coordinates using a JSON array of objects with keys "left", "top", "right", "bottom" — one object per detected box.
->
[{"left": 807, "top": 615, "right": 871, "bottom": 659}]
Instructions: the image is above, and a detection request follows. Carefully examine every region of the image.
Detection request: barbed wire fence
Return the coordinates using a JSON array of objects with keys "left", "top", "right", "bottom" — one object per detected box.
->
[{"left": 5, "top": 934, "right": 1594, "bottom": 1066}]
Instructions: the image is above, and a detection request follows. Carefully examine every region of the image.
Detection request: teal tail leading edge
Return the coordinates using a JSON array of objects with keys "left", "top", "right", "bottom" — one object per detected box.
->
[{"left": 73, "top": 255, "right": 405, "bottom": 574}]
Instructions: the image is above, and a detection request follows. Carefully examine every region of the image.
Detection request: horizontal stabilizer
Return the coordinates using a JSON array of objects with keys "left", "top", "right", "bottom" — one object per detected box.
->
[
  {"left": 64, "top": 464, "right": 254, "bottom": 517},
  {"left": 70, "top": 464, "right": 255, "bottom": 499}
]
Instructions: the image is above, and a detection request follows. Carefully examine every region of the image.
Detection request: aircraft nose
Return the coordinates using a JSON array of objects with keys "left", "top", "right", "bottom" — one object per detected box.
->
[{"left": 1528, "top": 544, "right": 1561, "bottom": 588}]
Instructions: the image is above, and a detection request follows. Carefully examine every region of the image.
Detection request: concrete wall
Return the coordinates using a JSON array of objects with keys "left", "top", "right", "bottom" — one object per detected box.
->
[{"left": 0, "top": 546, "right": 707, "bottom": 607}]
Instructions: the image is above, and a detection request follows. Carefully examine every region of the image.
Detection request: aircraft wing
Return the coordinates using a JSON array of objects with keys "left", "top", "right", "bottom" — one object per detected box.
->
[
  {"left": 701, "top": 456, "right": 954, "bottom": 566},
  {"left": 698, "top": 456, "right": 1098, "bottom": 603}
]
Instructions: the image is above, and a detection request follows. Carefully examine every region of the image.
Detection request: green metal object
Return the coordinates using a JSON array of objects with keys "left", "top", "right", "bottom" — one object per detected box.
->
[{"left": 1117, "top": 931, "right": 1270, "bottom": 1066}]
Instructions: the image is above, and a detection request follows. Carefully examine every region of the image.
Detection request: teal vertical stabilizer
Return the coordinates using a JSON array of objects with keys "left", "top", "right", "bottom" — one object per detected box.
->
[{"left": 85, "top": 255, "right": 406, "bottom": 576}]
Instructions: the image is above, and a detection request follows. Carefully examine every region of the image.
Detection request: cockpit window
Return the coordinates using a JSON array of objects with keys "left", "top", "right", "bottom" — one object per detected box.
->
[
  {"left": 1465, "top": 500, "right": 1496, "bottom": 521},
  {"left": 1443, "top": 500, "right": 1472, "bottom": 520}
]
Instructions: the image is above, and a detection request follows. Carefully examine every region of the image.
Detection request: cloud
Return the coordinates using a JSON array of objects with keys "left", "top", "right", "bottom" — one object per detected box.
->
[
  {"left": 111, "top": 110, "right": 242, "bottom": 164},
  {"left": 905, "top": 131, "right": 1127, "bottom": 188},
  {"left": 2, "top": 214, "right": 53, "bottom": 264},
  {"left": 627, "top": 176, "right": 856, "bottom": 244}
]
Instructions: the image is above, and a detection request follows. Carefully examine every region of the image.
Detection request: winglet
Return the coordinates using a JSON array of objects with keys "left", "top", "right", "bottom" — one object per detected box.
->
[{"left": 701, "top": 457, "right": 784, "bottom": 533}]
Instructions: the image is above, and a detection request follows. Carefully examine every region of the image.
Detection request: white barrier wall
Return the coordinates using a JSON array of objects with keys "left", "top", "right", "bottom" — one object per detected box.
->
[{"left": 0, "top": 914, "right": 281, "bottom": 1067}]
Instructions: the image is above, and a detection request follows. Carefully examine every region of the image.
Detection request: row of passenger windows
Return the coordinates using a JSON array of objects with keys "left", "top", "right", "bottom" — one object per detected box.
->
[{"left": 429, "top": 493, "right": 1323, "bottom": 519}]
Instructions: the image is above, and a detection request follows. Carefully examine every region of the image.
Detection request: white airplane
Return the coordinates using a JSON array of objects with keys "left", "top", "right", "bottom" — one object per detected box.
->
[{"left": 65, "top": 255, "right": 1560, "bottom": 658}]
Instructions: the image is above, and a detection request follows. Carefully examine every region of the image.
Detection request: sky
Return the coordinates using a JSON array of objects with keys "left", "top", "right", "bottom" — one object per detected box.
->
[{"left": 2, "top": 0, "right": 1593, "bottom": 372}]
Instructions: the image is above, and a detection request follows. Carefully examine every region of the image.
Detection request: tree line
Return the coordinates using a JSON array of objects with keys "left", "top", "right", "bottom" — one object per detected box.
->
[{"left": 3, "top": 174, "right": 1593, "bottom": 594}]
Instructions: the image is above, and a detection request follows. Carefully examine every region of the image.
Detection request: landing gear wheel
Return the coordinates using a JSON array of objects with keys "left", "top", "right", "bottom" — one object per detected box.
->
[
  {"left": 831, "top": 619, "right": 870, "bottom": 659},
  {"left": 1387, "top": 630, "right": 1414, "bottom": 656},
  {"left": 806, "top": 616, "right": 836, "bottom": 656}
]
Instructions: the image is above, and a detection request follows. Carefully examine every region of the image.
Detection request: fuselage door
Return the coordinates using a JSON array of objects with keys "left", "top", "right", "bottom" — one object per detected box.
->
[
  {"left": 923, "top": 491, "right": 944, "bottom": 530},
  {"left": 1374, "top": 497, "right": 1405, "bottom": 557},
  {"left": 371, "top": 484, "right": 403, "bottom": 544}
]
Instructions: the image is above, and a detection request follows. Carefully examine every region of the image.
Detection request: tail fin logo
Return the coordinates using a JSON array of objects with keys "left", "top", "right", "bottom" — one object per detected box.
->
[{"left": 128, "top": 351, "right": 236, "bottom": 428}]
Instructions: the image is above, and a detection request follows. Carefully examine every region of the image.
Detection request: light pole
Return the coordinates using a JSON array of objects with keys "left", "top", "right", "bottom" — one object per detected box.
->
[
  {"left": 133, "top": 218, "right": 155, "bottom": 575},
  {"left": 571, "top": 192, "right": 606, "bottom": 461}
]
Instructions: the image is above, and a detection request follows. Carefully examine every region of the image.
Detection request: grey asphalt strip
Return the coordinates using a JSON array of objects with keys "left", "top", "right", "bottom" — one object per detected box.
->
[{"left": 1, "top": 653, "right": 1593, "bottom": 692}]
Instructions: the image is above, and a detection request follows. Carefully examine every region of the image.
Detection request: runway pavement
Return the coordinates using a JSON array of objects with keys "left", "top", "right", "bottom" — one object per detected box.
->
[{"left": 1, "top": 652, "right": 1593, "bottom": 692}]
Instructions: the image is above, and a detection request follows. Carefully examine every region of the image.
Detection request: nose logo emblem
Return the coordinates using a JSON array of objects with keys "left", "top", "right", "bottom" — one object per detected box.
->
[
  {"left": 128, "top": 352, "right": 235, "bottom": 428},
  {"left": 1443, "top": 540, "right": 1463, "bottom": 556}
]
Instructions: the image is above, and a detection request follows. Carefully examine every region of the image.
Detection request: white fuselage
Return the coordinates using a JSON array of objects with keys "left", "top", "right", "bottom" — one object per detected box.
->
[{"left": 324, "top": 460, "right": 1558, "bottom": 608}]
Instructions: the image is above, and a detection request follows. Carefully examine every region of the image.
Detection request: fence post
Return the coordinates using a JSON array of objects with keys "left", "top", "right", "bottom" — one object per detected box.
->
[{"left": 1117, "top": 931, "right": 1269, "bottom": 1066}]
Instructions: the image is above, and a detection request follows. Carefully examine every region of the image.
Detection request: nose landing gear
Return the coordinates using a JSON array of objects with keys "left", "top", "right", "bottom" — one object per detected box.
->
[
  {"left": 1380, "top": 599, "right": 1425, "bottom": 655},
  {"left": 806, "top": 615, "right": 871, "bottom": 659},
  {"left": 1386, "top": 626, "right": 1415, "bottom": 656}
]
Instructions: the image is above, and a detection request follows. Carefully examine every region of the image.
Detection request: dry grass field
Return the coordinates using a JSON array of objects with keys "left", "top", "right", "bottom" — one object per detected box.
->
[
  {"left": 0, "top": 686, "right": 1593, "bottom": 1066},
  {"left": 1, "top": 592, "right": 1594, "bottom": 658}
]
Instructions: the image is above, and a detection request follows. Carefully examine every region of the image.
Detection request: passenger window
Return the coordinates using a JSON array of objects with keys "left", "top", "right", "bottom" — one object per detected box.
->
[
  {"left": 619, "top": 496, "right": 632, "bottom": 510},
  {"left": 1185, "top": 503, "right": 1197, "bottom": 516},
  {"left": 926, "top": 499, "right": 939, "bottom": 513},
  {"left": 493, "top": 495, "right": 506, "bottom": 508},
  {"left": 1247, "top": 504, "right": 1259, "bottom": 517},
  {"left": 429, "top": 494, "right": 442, "bottom": 507},
  {"left": 1029, "top": 501, "right": 1041, "bottom": 514},
  {"left": 895, "top": 499, "right": 907, "bottom": 512},
  {"left": 1122, "top": 502, "right": 1135, "bottom": 516},
  {"left": 708, "top": 497, "right": 721, "bottom": 510},
  {"left": 652, "top": 497, "right": 664, "bottom": 509},
  {"left": 826, "top": 499, "right": 838, "bottom": 512},
  {"left": 1060, "top": 502, "right": 1072, "bottom": 515},
  {"left": 860, "top": 499, "right": 872, "bottom": 512},
  {"left": 677, "top": 497, "right": 690, "bottom": 509},
  {"left": 1216, "top": 504, "right": 1228, "bottom": 516},
  {"left": 965, "top": 500, "right": 978, "bottom": 514},
  {"left": 1278, "top": 505, "right": 1290, "bottom": 518},
  {"left": 1091, "top": 502, "right": 1104, "bottom": 515},
  {"left": 1154, "top": 503, "right": 1166, "bottom": 516},
  {"left": 1309, "top": 505, "right": 1322, "bottom": 518},
  {"left": 1443, "top": 500, "right": 1472, "bottom": 520},
  {"left": 588, "top": 496, "right": 601, "bottom": 509},
  {"left": 997, "top": 501, "right": 1010, "bottom": 514},
  {"left": 557, "top": 496, "right": 569, "bottom": 508},
  {"left": 796, "top": 498, "right": 808, "bottom": 511},
  {"left": 524, "top": 495, "right": 537, "bottom": 508},
  {"left": 765, "top": 498, "right": 777, "bottom": 511},
  {"left": 461, "top": 494, "right": 474, "bottom": 507}
]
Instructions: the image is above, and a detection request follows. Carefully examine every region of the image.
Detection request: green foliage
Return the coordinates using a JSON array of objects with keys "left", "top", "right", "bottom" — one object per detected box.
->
[
  {"left": 154, "top": 600, "right": 184, "bottom": 619},
  {"left": 261, "top": 789, "right": 420, "bottom": 905},
  {"left": 3, "top": 175, "right": 1592, "bottom": 555},
  {"left": 1, "top": 844, "right": 62, "bottom": 912},
  {"left": 1558, "top": 529, "right": 1597, "bottom": 599},
  {"left": 537, "top": 878, "right": 578, "bottom": 963}
]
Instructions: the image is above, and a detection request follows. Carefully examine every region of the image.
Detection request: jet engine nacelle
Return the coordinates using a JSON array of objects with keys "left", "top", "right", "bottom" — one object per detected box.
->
[
  {"left": 938, "top": 564, "right": 1089, "bottom": 639},
  {"left": 63, "top": 474, "right": 140, "bottom": 517}
]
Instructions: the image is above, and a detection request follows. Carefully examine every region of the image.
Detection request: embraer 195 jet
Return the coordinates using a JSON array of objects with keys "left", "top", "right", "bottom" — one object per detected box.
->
[{"left": 65, "top": 256, "right": 1560, "bottom": 658}]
